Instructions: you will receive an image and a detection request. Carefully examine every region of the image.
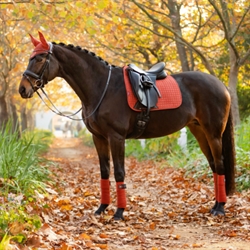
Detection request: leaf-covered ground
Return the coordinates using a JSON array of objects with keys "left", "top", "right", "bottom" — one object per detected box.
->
[{"left": 23, "top": 138, "right": 250, "bottom": 249}]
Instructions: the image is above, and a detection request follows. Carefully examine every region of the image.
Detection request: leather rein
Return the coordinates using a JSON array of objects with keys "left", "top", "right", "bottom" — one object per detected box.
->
[{"left": 22, "top": 43, "right": 112, "bottom": 121}]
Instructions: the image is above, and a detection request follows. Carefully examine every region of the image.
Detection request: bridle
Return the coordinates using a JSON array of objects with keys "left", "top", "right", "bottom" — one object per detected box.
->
[
  {"left": 23, "top": 42, "right": 53, "bottom": 90},
  {"left": 22, "top": 42, "right": 112, "bottom": 121}
]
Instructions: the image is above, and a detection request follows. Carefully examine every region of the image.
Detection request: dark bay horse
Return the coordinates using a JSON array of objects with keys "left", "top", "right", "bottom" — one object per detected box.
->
[{"left": 19, "top": 32, "right": 235, "bottom": 220}]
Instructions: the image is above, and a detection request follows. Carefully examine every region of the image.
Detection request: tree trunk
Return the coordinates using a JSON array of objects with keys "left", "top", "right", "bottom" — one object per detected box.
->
[
  {"left": 167, "top": 0, "right": 190, "bottom": 71},
  {"left": 228, "top": 45, "right": 241, "bottom": 126},
  {"left": 0, "top": 95, "right": 9, "bottom": 129},
  {"left": 228, "top": 65, "right": 240, "bottom": 126},
  {"left": 20, "top": 106, "right": 28, "bottom": 132},
  {"left": 27, "top": 109, "right": 35, "bottom": 130},
  {"left": 10, "top": 101, "right": 21, "bottom": 136}
]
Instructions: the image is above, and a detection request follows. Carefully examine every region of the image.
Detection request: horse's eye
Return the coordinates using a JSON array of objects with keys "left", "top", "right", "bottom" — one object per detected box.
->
[{"left": 36, "top": 55, "right": 45, "bottom": 62}]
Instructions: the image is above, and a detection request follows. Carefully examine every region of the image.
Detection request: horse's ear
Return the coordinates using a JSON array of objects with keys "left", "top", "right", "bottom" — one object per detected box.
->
[
  {"left": 29, "top": 34, "right": 40, "bottom": 47},
  {"left": 38, "top": 31, "right": 49, "bottom": 49}
]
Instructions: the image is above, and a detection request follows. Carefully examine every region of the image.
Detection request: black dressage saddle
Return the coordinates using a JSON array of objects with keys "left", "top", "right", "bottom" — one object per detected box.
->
[{"left": 127, "top": 62, "right": 167, "bottom": 111}]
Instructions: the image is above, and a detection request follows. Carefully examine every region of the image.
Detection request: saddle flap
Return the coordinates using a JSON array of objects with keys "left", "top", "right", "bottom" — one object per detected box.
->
[
  {"left": 128, "top": 70, "right": 143, "bottom": 102},
  {"left": 127, "top": 67, "right": 160, "bottom": 109}
]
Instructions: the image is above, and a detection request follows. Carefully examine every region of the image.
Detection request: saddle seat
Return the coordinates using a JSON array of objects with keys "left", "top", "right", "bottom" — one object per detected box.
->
[
  {"left": 127, "top": 62, "right": 167, "bottom": 111},
  {"left": 129, "top": 62, "right": 167, "bottom": 80}
]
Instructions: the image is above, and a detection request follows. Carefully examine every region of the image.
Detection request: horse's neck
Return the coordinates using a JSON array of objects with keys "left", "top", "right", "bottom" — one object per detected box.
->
[{"left": 55, "top": 47, "right": 109, "bottom": 107}]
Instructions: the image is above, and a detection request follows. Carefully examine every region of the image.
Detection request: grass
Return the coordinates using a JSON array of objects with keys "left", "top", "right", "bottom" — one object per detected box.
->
[
  {"left": 0, "top": 122, "right": 53, "bottom": 245},
  {"left": 235, "top": 116, "right": 250, "bottom": 190},
  {"left": 0, "top": 125, "right": 53, "bottom": 196}
]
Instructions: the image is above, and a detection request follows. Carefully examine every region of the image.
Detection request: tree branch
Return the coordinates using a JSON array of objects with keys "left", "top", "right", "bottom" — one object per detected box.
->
[
  {"left": 238, "top": 48, "right": 250, "bottom": 66},
  {"left": 230, "top": 4, "right": 250, "bottom": 41},
  {"left": 208, "top": 0, "right": 240, "bottom": 60},
  {"left": 0, "top": 0, "right": 66, "bottom": 4},
  {"left": 131, "top": 0, "right": 215, "bottom": 75}
]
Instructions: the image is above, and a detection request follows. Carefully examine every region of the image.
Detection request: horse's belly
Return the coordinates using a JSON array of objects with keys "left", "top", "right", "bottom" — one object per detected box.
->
[{"left": 128, "top": 109, "right": 191, "bottom": 139}]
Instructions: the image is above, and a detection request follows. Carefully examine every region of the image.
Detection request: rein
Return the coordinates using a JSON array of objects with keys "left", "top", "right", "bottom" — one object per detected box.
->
[
  {"left": 36, "top": 88, "right": 83, "bottom": 121},
  {"left": 82, "top": 64, "right": 112, "bottom": 120},
  {"left": 36, "top": 64, "right": 112, "bottom": 121},
  {"left": 23, "top": 44, "right": 112, "bottom": 121}
]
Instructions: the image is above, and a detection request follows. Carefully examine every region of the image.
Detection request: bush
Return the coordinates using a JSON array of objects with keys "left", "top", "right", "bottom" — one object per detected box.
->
[
  {"left": 125, "top": 132, "right": 181, "bottom": 161},
  {"left": 238, "top": 83, "right": 250, "bottom": 120},
  {"left": 0, "top": 125, "right": 52, "bottom": 196},
  {"left": 235, "top": 117, "right": 250, "bottom": 190},
  {"left": 21, "top": 129, "right": 53, "bottom": 155},
  {"left": 0, "top": 201, "right": 42, "bottom": 245},
  {"left": 78, "top": 128, "right": 94, "bottom": 147},
  {"left": 0, "top": 123, "right": 53, "bottom": 245}
]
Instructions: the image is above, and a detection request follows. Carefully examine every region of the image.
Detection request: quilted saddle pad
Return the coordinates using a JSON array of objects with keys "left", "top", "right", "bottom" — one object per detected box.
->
[{"left": 123, "top": 66, "right": 182, "bottom": 112}]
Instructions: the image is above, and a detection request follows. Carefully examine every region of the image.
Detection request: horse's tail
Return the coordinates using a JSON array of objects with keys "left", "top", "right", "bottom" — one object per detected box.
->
[{"left": 223, "top": 108, "right": 236, "bottom": 195}]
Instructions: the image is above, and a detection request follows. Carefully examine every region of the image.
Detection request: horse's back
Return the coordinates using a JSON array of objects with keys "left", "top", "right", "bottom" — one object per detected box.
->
[
  {"left": 172, "top": 71, "right": 231, "bottom": 128},
  {"left": 172, "top": 71, "right": 230, "bottom": 111},
  {"left": 172, "top": 71, "right": 228, "bottom": 94}
]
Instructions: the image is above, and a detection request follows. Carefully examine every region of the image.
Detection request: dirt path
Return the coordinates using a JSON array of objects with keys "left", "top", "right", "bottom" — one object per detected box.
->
[{"left": 36, "top": 138, "right": 250, "bottom": 250}]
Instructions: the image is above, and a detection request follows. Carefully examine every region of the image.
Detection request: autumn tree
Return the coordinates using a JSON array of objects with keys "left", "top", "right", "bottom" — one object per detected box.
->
[
  {"left": 1, "top": 0, "right": 249, "bottom": 129},
  {"left": 0, "top": 7, "right": 24, "bottom": 128},
  {"left": 208, "top": 0, "right": 250, "bottom": 125},
  {"left": 124, "top": 0, "right": 250, "bottom": 125}
]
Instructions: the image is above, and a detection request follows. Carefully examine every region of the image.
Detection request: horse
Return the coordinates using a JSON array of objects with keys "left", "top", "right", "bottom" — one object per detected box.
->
[{"left": 19, "top": 32, "right": 235, "bottom": 220}]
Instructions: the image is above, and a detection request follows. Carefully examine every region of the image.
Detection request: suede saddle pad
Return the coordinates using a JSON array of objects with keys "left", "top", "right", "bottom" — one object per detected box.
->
[{"left": 123, "top": 66, "right": 182, "bottom": 111}]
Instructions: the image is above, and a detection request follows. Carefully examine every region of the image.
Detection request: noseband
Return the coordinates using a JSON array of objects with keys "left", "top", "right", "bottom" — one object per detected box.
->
[{"left": 23, "top": 42, "right": 53, "bottom": 90}]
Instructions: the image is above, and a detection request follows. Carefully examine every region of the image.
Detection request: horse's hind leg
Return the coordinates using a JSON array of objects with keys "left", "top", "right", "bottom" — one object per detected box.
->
[
  {"left": 92, "top": 135, "right": 111, "bottom": 215},
  {"left": 205, "top": 135, "right": 227, "bottom": 215},
  {"left": 188, "top": 123, "right": 226, "bottom": 215}
]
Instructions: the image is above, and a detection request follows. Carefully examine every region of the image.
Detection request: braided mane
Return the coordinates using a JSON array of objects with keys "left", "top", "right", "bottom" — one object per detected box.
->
[{"left": 52, "top": 42, "right": 115, "bottom": 67}]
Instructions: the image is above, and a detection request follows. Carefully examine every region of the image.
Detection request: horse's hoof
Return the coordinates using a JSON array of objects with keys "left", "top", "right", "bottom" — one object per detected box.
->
[
  {"left": 209, "top": 201, "right": 218, "bottom": 214},
  {"left": 212, "top": 210, "right": 225, "bottom": 216},
  {"left": 210, "top": 202, "right": 225, "bottom": 216},
  {"left": 94, "top": 204, "right": 109, "bottom": 215},
  {"left": 113, "top": 208, "right": 125, "bottom": 221}
]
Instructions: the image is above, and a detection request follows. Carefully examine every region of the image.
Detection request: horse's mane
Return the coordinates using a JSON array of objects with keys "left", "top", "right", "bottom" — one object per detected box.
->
[{"left": 52, "top": 42, "right": 116, "bottom": 67}]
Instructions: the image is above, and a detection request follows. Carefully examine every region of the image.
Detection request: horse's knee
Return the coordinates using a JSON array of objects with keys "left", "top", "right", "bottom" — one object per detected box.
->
[
  {"left": 100, "top": 166, "right": 110, "bottom": 179},
  {"left": 114, "top": 169, "right": 125, "bottom": 182}
]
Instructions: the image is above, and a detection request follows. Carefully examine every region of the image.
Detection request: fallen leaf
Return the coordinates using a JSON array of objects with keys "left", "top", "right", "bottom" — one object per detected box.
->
[{"left": 79, "top": 233, "right": 91, "bottom": 240}]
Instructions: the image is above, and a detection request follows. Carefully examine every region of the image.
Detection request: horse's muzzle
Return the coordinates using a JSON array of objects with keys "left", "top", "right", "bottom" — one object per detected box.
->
[
  {"left": 19, "top": 86, "right": 34, "bottom": 98},
  {"left": 19, "top": 79, "right": 34, "bottom": 98}
]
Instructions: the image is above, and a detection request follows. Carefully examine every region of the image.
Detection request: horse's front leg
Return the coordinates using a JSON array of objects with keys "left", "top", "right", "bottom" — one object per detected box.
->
[
  {"left": 92, "top": 135, "right": 111, "bottom": 216},
  {"left": 110, "top": 136, "right": 126, "bottom": 220}
]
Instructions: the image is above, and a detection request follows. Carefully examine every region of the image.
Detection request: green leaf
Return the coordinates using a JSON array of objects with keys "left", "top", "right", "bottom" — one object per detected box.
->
[
  {"left": 27, "top": 12, "right": 33, "bottom": 19},
  {"left": 59, "top": 10, "right": 67, "bottom": 18},
  {"left": 97, "top": 0, "right": 108, "bottom": 9}
]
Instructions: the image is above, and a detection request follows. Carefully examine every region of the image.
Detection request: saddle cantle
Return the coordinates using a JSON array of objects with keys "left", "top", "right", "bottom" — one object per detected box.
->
[{"left": 127, "top": 62, "right": 167, "bottom": 111}]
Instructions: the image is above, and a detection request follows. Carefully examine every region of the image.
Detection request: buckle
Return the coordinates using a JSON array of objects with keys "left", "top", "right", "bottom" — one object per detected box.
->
[{"left": 118, "top": 184, "right": 126, "bottom": 189}]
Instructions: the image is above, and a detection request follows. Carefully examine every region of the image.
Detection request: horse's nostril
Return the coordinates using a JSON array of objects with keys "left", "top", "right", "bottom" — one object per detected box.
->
[{"left": 19, "top": 86, "right": 25, "bottom": 95}]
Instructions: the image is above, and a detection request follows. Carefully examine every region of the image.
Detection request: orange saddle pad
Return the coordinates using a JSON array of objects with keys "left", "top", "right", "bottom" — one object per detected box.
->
[{"left": 123, "top": 66, "right": 182, "bottom": 112}]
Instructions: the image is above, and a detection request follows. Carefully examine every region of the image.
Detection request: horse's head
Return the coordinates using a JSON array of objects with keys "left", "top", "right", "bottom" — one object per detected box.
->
[{"left": 19, "top": 32, "right": 59, "bottom": 98}]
